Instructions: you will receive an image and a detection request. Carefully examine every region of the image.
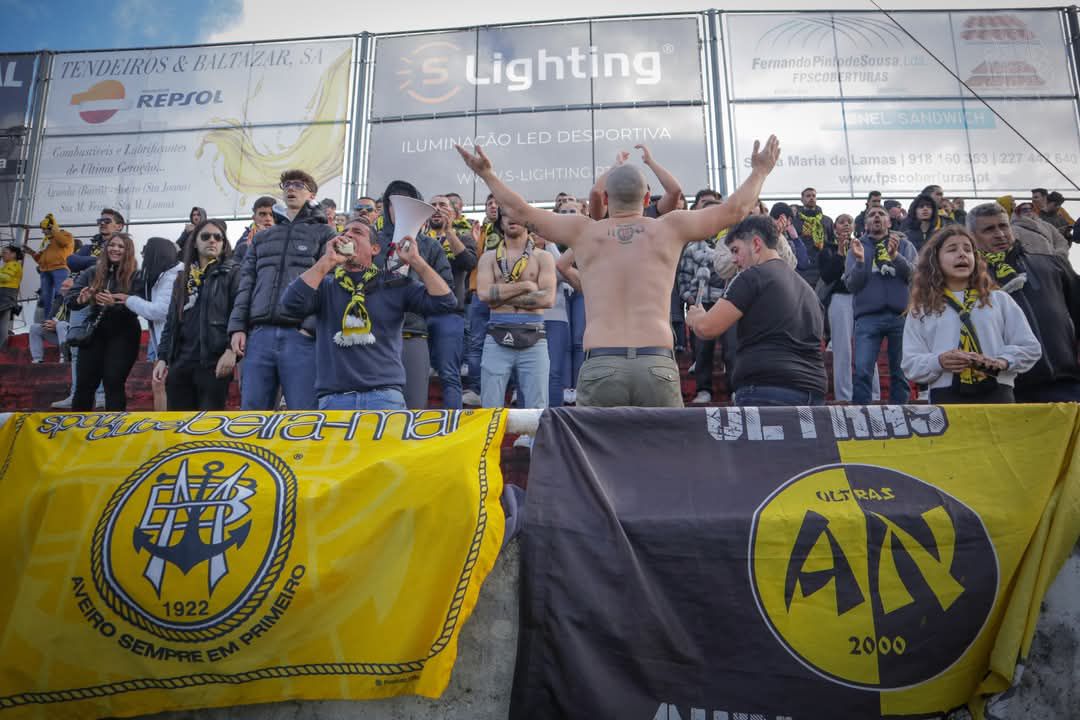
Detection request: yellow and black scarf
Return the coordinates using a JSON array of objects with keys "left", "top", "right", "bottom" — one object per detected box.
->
[
  {"left": 980, "top": 251, "right": 1026, "bottom": 293},
  {"left": 183, "top": 259, "right": 216, "bottom": 310},
  {"left": 944, "top": 289, "right": 996, "bottom": 391},
  {"left": 422, "top": 229, "right": 456, "bottom": 261},
  {"left": 496, "top": 237, "right": 534, "bottom": 282},
  {"left": 798, "top": 210, "right": 826, "bottom": 250},
  {"left": 332, "top": 265, "right": 380, "bottom": 347},
  {"left": 482, "top": 222, "right": 503, "bottom": 252},
  {"left": 872, "top": 239, "right": 896, "bottom": 276}
]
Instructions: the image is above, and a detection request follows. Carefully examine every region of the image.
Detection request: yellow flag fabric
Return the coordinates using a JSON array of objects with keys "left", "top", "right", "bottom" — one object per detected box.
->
[{"left": 0, "top": 409, "right": 506, "bottom": 720}]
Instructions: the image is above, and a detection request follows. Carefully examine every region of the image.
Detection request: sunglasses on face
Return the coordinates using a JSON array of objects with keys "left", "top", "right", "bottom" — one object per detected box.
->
[
  {"left": 355, "top": 205, "right": 375, "bottom": 212},
  {"left": 281, "top": 181, "right": 308, "bottom": 190},
  {"left": 97, "top": 217, "right": 115, "bottom": 225},
  {"left": 199, "top": 231, "right": 224, "bottom": 242}
]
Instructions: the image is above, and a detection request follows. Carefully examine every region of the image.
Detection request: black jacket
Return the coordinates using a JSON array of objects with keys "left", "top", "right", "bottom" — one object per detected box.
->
[
  {"left": 227, "top": 202, "right": 334, "bottom": 335},
  {"left": 817, "top": 239, "right": 850, "bottom": 300},
  {"left": 1006, "top": 246, "right": 1080, "bottom": 389},
  {"left": 176, "top": 206, "right": 208, "bottom": 253},
  {"left": 374, "top": 214, "right": 454, "bottom": 336},
  {"left": 160, "top": 259, "right": 241, "bottom": 368}
]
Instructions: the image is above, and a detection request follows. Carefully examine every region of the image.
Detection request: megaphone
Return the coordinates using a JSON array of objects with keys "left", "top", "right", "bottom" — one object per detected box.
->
[{"left": 390, "top": 194, "right": 435, "bottom": 253}]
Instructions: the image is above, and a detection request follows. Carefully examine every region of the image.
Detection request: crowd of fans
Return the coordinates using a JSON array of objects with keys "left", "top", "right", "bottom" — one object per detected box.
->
[{"left": 3, "top": 144, "right": 1080, "bottom": 426}]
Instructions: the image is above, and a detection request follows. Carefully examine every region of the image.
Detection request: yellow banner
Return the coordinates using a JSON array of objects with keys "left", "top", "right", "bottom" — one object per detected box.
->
[{"left": 0, "top": 409, "right": 506, "bottom": 719}]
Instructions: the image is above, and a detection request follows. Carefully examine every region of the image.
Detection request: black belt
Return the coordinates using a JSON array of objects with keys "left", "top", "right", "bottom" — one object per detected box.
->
[{"left": 584, "top": 346, "right": 675, "bottom": 360}]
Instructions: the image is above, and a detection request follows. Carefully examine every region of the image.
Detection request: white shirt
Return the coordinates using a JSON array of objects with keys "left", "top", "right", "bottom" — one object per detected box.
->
[{"left": 902, "top": 289, "right": 1042, "bottom": 390}]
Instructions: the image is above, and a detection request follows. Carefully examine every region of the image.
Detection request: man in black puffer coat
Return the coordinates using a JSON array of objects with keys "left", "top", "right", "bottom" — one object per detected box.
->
[{"left": 228, "top": 169, "right": 336, "bottom": 410}]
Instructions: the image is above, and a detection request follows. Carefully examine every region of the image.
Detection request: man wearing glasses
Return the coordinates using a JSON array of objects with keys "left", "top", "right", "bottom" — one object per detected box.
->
[
  {"left": 353, "top": 197, "right": 377, "bottom": 222},
  {"left": 67, "top": 208, "right": 125, "bottom": 276},
  {"left": 228, "top": 169, "right": 336, "bottom": 410}
]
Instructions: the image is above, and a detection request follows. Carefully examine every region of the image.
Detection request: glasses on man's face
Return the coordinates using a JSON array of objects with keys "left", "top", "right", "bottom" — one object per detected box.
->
[
  {"left": 199, "top": 231, "right": 224, "bottom": 242},
  {"left": 97, "top": 217, "right": 114, "bottom": 225},
  {"left": 281, "top": 180, "right": 308, "bottom": 191},
  {"left": 355, "top": 205, "right": 375, "bottom": 213}
]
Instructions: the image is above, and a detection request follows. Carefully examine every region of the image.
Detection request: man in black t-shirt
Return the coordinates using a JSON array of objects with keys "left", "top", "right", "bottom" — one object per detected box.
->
[{"left": 686, "top": 215, "right": 826, "bottom": 406}]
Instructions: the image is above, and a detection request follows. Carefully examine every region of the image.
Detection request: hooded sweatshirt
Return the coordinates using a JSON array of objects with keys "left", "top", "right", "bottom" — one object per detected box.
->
[
  {"left": 902, "top": 195, "right": 940, "bottom": 254},
  {"left": 176, "top": 207, "right": 208, "bottom": 253}
]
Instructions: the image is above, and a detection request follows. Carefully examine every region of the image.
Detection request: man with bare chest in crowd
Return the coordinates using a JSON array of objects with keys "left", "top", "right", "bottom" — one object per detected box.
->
[
  {"left": 474, "top": 209, "right": 557, "bottom": 410},
  {"left": 456, "top": 136, "right": 780, "bottom": 407}
]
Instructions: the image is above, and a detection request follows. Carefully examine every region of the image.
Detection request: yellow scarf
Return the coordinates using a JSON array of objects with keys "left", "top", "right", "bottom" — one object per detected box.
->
[
  {"left": 944, "top": 289, "right": 989, "bottom": 386},
  {"left": 798, "top": 210, "right": 825, "bottom": 250},
  {"left": 332, "top": 265, "right": 380, "bottom": 347},
  {"left": 495, "top": 237, "right": 534, "bottom": 282}
]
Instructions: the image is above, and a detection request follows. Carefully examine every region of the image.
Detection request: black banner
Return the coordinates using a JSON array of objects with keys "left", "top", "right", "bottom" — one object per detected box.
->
[
  {"left": 512, "top": 406, "right": 1079, "bottom": 720},
  {"left": 0, "top": 54, "right": 35, "bottom": 133}
]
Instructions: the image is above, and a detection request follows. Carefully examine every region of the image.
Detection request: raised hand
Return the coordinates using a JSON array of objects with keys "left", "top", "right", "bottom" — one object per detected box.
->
[
  {"left": 614, "top": 150, "right": 631, "bottom": 166},
  {"left": 851, "top": 237, "right": 865, "bottom": 263},
  {"left": 750, "top": 135, "right": 781, "bottom": 175},
  {"left": 454, "top": 144, "right": 492, "bottom": 175},
  {"left": 634, "top": 144, "right": 653, "bottom": 164}
]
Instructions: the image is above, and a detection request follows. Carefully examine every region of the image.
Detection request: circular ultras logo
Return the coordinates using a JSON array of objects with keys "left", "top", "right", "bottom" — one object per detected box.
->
[
  {"left": 91, "top": 441, "right": 297, "bottom": 643},
  {"left": 749, "top": 463, "right": 998, "bottom": 690}
]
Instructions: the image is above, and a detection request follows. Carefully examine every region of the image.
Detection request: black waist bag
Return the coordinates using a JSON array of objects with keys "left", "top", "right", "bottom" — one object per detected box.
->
[{"left": 487, "top": 323, "right": 546, "bottom": 349}]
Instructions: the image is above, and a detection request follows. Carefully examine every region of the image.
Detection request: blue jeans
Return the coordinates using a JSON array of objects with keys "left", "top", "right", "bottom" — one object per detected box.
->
[
  {"left": 464, "top": 295, "right": 489, "bottom": 393},
  {"left": 317, "top": 388, "right": 406, "bottom": 411},
  {"left": 853, "top": 311, "right": 908, "bottom": 405},
  {"left": 481, "top": 336, "right": 549, "bottom": 409},
  {"left": 568, "top": 291, "right": 586, "bottom": 388},
  {"left": 38, "top": 268, "right": 68, "bottom": 319},
  {"left": 240, "top": 325, "right": 317, "bottom": 410},
  {"left": 545, "top": 319, "right": 571, "bottom": 406},
  {"left": 734, "top": 384, "right": 825, "bottom": 407},
  {"left": 428, "top": 312, "right": 465, "bottom": 409}
]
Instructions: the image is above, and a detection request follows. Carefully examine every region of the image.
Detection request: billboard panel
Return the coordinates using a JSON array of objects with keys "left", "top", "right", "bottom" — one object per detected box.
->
[
  {"left": 952, "top": 11, "right": 1072, "bottom": 98},
  {"left": 0, "top": 54, "right": 36, "bottom": 132},
  {"left": 365, "top": 116, "right": 477, "bottom": 203},
  {"left": 45, "top": 40, "right": 352, "bottom": 135}
]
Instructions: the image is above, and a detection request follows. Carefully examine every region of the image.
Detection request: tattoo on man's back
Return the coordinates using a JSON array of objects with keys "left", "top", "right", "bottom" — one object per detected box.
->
[{"left": 610, "top": 223, "right": 645, "bottom": 245}]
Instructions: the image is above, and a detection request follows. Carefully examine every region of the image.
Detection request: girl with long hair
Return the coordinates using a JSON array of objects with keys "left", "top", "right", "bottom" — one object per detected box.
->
[
  {"left": 66, "top": 232, "right": 142, "bottom": 411},
  {"left": 902, "top": 225, "right": 1041, "bottom": 404},
  {"left": 154, "top": 219, "right": 240, "bottom": 410},
  {"left": 125, "top": 237, "right": 181, "bottom": 410}
]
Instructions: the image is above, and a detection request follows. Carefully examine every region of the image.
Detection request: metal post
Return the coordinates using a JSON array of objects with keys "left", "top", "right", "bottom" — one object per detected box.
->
[
  {"left": 706, "top": 10, "right": 728, "bottom": 196},
  {"left": 14, "top": 51, "right": 51, "bottom": 231},
  {"left": 350, "top": 33, "right": 373, "bottom": 205},
  {"left": 1067, "top": 8, "right": 1080, "bottom": 102}
]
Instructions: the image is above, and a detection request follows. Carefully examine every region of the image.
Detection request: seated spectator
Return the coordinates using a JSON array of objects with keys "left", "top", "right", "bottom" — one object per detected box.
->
[
  {"left": 281, "top": 218, "right": 454, "bottom": 410},
  {"left": 903, "top": 225, "right": 1041, "bottom": 404},
  {"left": 30, "top": 277, "right": 72, "bottom": 363},
  {"left": 154, "top": 220, "right": 240, "bottom": 411},
  {"left": 22, "top": 214, "right": 73, "bottom": 320},
  {"left": 0, "top": 245, "right": 24, "bottom": 348},
  {"left": 126, "top": 237, "right": 181, "bottom": 411},
  {"left": 687, "top": 215, "right": 826, "bottom": 407}
]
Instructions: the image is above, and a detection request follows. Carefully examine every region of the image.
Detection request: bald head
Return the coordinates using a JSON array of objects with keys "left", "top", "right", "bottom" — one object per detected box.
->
[{"left": 606, "top": 164, "right": 648, "bottom": 214}]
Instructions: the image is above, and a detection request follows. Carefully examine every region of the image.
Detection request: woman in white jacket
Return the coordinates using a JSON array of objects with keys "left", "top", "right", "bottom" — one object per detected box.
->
[
  {"left": 902, "top": 225, "right": 1041, "bottom": 404},
  {"left": 124, "top": 237, "right": 181, "bottom": 410}
]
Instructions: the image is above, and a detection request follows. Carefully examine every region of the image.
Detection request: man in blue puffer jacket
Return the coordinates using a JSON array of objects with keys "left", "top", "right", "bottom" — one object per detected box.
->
[{"left": 228, "top": 169, "right": 336, "bottom": 410}]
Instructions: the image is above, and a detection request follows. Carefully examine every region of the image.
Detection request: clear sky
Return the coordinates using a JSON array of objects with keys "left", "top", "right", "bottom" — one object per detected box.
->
[{"left": 0, "top": 0, "right": 1062, "bottom": 51}]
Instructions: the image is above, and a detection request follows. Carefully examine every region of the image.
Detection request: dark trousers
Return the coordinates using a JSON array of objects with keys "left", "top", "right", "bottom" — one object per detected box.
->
[
  {"left": 929, "top": 384, "right": 1015, "bottom": 405},
  {"left": 166, "top": 364, "right": 232, "bottom": 411},
  {"left": 73, "top": 310, "right": 141, "bottom": 411}
]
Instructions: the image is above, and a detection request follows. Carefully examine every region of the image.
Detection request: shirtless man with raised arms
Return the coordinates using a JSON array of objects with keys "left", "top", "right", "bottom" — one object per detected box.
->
[{"left": 455, "top": 136, "right": 780, "bottom": 407}]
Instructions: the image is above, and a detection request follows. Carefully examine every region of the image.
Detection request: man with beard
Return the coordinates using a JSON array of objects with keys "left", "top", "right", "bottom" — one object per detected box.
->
[
  {"left": 374, "top": 180, "right": 454, "bottom": 409},
  {"left": 425, "top": 194, "right": 477, "bottom": 408},
  {"left": 845, "top": 205, "right": 917, "bottom": 405},
  {"left": 969, "top": 201, "right": 1080, "bottom": 402},
  {"left": 233, "top": 196, "right": 277, "bottom": 264},
  {"left": 228, "top": 169, "right": 335, "bottom": 410},
  {"left": 791, "top": 186, "right": 834, "bottom": 287},
  {"left": 281, "top": 218, "right": 454, "bottom": 410}
]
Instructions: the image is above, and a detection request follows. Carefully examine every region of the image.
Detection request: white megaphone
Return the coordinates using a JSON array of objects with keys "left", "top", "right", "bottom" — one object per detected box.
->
[{"left": 387, "top": 195, "right": 436, "bottom": 272}]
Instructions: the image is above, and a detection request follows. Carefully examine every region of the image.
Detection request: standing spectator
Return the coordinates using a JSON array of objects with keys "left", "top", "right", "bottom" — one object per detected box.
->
[
  {"left": 23, "top": 214, "right": 73, "bottom": 320},
  {"left": 951, "top": 198, "right": 967, "bottom": 226},
  {"left": 228, "top": 170, "right": 335, "bottom": 411},
  {"left": 69, "top": 208, "right": 124, "bottom": 277},
  {"left": 854, "top": 191, "right": 882, "bottom": 236},
  {"left": 444, "top": 192, "right": 474, "bottom": 237},
  {"left": 424, "top": 194, "right": 477, "bottom": 409},
  {"left": 845, "top": 206, "right": 917, "bottom": 405},
  {"left": 1033, "top": 188, "right": 1073, "bottom": 242},
  {"left": 462, "top": 194, "right": 501, "bottom": 406},
  {"left": 903, "top": 225, "right": 1041, "bottom": 404},
  {"left": 770, "top": 202, "right": 811, "bottom": 282},
  {"left": 233, "top": 196, "right": 277, "bottom": 264},
  {"left": 534, "top": 234, "right": 573, "bottom": 407},
  {"left": 354, "top": 196, "right": 378, "bottom": 224},
  {"left": 818, "top": 214, "right": 878, "bottom": 402},
  {"left": 677, "top": 193, "right": 730, "bottom": 404},
  {"left": 66, "top": 233, "right": 141, "bottom": 411},
  {"left": 589, "top": 145, "right": 683, "bottom": 220},
  {"left": 554, "top": 203, "right": 588, "bottom": 404},
  {"left": 883, "top": 200, "right": 905, "bottom": 231},
  {"left": 476, "top": 209, "right": 557, "bottom": 427},
  {"left": 373, "top": 180, "right": 454, "bottom": 409},
  {"left": 686, "top": 215, "right": 826, "bottom": 407},
  {"left": 791, "top": 187, "right": 834, "bottom": 287},
  {"left": 0, "top": 245, "right": 23, "bottom": 348},
  {"left": 280, "top": 219, "right": 454, "bottom": 410},
  {"left": 154, "top": 219, "right": 240, "bottom": 411},
  {"left": 922, "top": 184, "right": 956, "bottom": 225},
  {"left": 1005, "top": 197, "right": 1059, "bottom": 256},
  {"left": 969, "top": 202, "right": 1080, "bottom": 402},
  {"left": 320, "top": 198, "right": 344, "bottom": 232},
  {"left": 176, "top": 207, "right": 207, "bottom": 253},
  {"left": 124, "top": 237, "right": 181, "bottom": 411},
  {"left": 903, "top": 194, "right": 939, "bottom": 254}
]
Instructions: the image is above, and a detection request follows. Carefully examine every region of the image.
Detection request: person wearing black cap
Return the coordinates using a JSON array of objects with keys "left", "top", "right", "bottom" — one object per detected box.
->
[{"left": 373, "top": 179, "right": 454, "bottom": 409}]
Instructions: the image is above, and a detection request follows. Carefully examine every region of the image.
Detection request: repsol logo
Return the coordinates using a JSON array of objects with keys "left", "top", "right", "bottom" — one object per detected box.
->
[
  {"left": 136, "top": 89, "right": 224, "bottom": 109},
  {"left": 465, "top": 46, "right": 663, "bottom": 91}
]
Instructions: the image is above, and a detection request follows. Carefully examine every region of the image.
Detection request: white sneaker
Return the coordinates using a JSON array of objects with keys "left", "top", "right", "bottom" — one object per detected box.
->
[
  {"left": 462, "top": 390, "right": 482, "bottom": 407},
  {"left": 691, "top": 390, "right": 712, "bottom": 404},
  {"left": 510, "top": 389, "right": 518, "bottom": 405},
  {"left": 95, "top": 394, "right": 106, "bottom": 409},
  {"left": 688, "top": 361, "right": 696, "bottom": 373},
  {"left": 51, "top": 395, "right": 73, "bottom": 409},
  {"left": 562, "top": 388, "right": 576, "bottom": 405},
  {"left": 513, "top": 434, "right": 533, "bottom": 449},
  {"left": 31, "top": 359, "right": 43, "bottom": 364}
]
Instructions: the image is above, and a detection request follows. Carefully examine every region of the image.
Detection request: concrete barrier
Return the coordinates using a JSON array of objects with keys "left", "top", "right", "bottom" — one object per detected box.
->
[{"left": 140, "top": 541, "right": 1080, "bottom": 720}]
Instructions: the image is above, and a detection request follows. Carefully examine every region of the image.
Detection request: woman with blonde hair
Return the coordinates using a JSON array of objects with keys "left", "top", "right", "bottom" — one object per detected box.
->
[
  {"left": 902, "top": 225, "right": 1041, "bottom": 404},
  {"left": 65, "top": 232, "right": 141, "bottom": 411}
]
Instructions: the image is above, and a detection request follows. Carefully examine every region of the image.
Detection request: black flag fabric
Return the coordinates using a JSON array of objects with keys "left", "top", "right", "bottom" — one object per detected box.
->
[{"left": 510, "top": 406, "right": 1080, "bottom": 720}]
